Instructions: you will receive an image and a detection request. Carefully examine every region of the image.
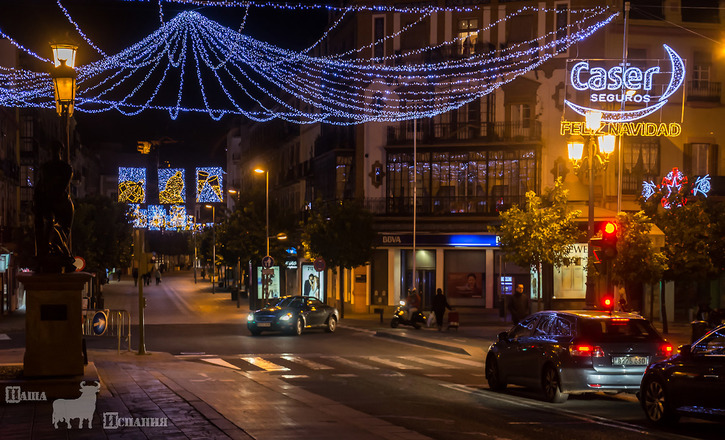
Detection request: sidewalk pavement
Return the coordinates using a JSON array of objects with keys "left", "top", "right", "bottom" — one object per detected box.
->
[{"left": 0, "top": 300, "right": 696, "bottom": 439}]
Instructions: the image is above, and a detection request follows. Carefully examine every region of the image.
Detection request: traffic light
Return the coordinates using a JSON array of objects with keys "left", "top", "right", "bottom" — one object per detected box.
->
[
  {"left": 600, "top": 221, "right": 618, "bottom": 259},
  {"left": 602, "top": 295, "right": 615, "bottom": 313}
]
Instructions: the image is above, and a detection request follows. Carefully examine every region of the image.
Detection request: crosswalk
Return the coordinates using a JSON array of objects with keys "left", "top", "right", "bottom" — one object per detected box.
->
[{"left": 177, "top": 353, "right": 484, "bottom": 378}]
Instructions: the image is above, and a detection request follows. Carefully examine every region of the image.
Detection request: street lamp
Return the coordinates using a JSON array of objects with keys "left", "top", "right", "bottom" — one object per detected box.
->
[
  {"left": 254, "top": 168, "right": 270, "bottom": 257},
  {"left": 568, "top": 110, "right": 615, "bottom": 309},
  {"left": 50, "top": 42, "right": 77, "bottom": 163},
  {"left": 204, "top": 204, "right": 216, "bottom": 294}
]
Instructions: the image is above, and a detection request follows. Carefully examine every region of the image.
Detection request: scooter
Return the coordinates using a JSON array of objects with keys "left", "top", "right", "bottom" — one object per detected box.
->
[{"left": 390, "top": 301, "right": 426, "bottom": 330}]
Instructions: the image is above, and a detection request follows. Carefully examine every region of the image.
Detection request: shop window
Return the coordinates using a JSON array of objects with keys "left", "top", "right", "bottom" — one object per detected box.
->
[{"left": 458, "top": 18, "right": 478, "bottom": 56}]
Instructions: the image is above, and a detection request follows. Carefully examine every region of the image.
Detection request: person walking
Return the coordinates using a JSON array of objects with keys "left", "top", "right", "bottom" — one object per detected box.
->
[
  {"left": 432, "top": 288, "right": 452, "bottom": 331},
  {"left": 154, "top": 267, "right": 162, "bottom": 285},
  {"left": 509, "top": 284, "right": 530, "bottom": 325}
]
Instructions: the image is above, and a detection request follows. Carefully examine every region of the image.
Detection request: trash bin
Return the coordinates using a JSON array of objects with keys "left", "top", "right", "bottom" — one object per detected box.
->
[
  {"left": 691, "top": 320, "right": 709, "bottom": 343},
  {"left": 231, "top": 286, "right": 239, "bottom": 301}
]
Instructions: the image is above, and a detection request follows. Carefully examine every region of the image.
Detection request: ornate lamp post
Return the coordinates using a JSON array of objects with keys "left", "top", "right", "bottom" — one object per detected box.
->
[
  {"left": 50, "top": 42, "right": 77, "bottom": 163},
  {"left": 568, "top": 110, "right": 615, "bottom": 308}
]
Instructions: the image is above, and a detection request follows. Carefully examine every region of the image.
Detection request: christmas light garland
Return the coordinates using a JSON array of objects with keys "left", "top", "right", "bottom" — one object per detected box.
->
[{"left": 0, "top": 6, "right": 616, "bottom": 123}]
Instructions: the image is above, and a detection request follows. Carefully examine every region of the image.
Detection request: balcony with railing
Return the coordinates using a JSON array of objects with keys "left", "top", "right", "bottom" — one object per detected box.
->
[
  {"left": 687, "top": 81, "right": 721, "bottom": 104},
  {"left": 365, "top": 194, "right": 525, "bottom": 217},
  {"left": 387, "top": 120, "right": 541, "bottom": 145}
]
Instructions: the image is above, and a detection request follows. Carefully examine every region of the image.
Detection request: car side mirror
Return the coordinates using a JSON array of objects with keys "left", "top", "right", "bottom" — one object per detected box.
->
[
  {"left": 678, "top": 344, "right": 691, "bottom": 357},
  {"left": 497, "top": 331, "right": 509, "bottom": 342}
]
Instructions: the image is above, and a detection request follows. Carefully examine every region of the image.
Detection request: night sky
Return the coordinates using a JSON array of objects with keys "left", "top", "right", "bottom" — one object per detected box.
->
[{"left": 0, "top": 0, "right": 329, "bottom": 163}]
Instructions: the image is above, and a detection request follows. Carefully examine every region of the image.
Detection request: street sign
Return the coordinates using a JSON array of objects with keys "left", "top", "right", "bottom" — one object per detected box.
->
[
  {"left": 313, "top": 257, "right": 326, "bottom": 272},
  {"left": 73, "top": 256, "right": 86, "bottom": 272},
  {"left": 261, "top": 268, "right": 274, "bottom": 276},
  {"left": 92, "top": 310, "right": 108, "bottom": 336},
  {"left": 262, "top": 255, "right": 274, "bottom": 268}
]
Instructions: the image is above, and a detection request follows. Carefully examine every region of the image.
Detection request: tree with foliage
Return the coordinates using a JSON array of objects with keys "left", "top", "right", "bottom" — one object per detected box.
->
[
  {"left": 488, "top": 178, "right": 581, "bottom": 306},
  {"left": 610, "top": 211, "right": 666, "bottom": 312},
  {"left": 301, "top": 199, "right": 376, "bottom": 270},
  {"left": 71, "top": 195, "right": 132, "bottom": 276},
  {"left": 641, "top": 181, "right": 723, "bottom": 316}
]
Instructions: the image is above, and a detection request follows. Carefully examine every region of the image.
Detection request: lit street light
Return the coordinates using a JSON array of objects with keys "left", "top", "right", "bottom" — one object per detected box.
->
[
  {"left": 50, "top": 41, "right": 77, "bottom": 163},
  {"left": 568, "top": 110, "right": 615, "bottom": 308},
  {"left": 205, "top": 204, "right": 216, "bottom": 294}
]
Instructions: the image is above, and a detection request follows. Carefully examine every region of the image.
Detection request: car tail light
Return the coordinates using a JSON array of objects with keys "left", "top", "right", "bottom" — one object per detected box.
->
[
  {"left": 570, "top": 344, "right": 604, "bottom": 357},
  {"left": 657, "top": 343, "right": 673, "bottom": 357}
]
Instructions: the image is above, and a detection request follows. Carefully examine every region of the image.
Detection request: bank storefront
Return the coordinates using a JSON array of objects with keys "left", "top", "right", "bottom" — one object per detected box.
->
[{"left": 370, "top": 233, "right": 531, "bottom": 312}]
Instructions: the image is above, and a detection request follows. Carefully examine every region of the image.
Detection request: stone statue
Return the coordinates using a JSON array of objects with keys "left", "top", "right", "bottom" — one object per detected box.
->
[{"left": 33, "top": 140, "right": 75, "bottom": 273}]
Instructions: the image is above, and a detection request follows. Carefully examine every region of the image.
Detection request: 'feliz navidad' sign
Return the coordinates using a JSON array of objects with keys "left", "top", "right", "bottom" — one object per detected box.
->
[{"left": 561, "top": 44, "right": 684, "bottom": 137}]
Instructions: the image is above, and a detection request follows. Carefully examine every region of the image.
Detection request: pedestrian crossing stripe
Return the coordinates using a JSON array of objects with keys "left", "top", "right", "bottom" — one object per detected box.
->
[
  {"left": 280, "top": 355, "right": 333, "bottom": 370},
  {"left": 320, "top": 355, "right": 379, "bottom": 370},
  {"left": 240, "top": 356, "right": 290, "bottom": 371},
  {"left": 202, "top": 357, "right": 241, "bottom": 370},
  {"left": 366, "top": 356, "right": 421, "bottom": 370},
  {"left": 408, "top": 356, "right": 458, "bottom": 369}
]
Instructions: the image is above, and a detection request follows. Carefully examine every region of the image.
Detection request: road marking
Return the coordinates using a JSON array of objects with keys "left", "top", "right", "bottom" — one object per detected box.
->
[
  {"left": 280, "top": 374, "right": 309, "bottom": 379},
  {"left": 332, "top": 373, "right": 358, "bottom": 378},
  {"left": 202, "top": 357, "right": 241, "bottom": 370},
  {"left": 320, "top": 355, "right": 379, "bottom": 369},
  {"left": 240, "top": 356, "right": 290, "bottom": 372},
  {"left": 433, "top": 355, "right": 484, "bottom": 368},
  {"left": 367, "top": 356, "right": 422, "bottom": 369},
  {"left": 406, "top": 356, "right": 459, "bottom": 369},
  {"left": 280, "top": 355, "right": 333, "bottom": 370},
  {"left": 439, "top": 384, "right": 680, "bottom": 437},
  {"left": 424, "top": 374, "right": 453, "bottom": 378},
  {"left": 0, "top": 334, "right": 10, "bottom": 340}
]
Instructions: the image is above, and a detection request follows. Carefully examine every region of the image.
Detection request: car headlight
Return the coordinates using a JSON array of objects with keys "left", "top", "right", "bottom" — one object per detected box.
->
[
  {"left": 279, "top": 313, "right": 293, "bottom": 321},
  {"left": 247, "top": 313, "right": 255, "bottom": 322}
]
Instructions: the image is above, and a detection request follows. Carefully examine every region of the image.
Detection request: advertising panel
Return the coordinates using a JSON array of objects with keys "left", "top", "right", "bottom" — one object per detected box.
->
[
  {"left": 301, "top": 263, "right": 325, "bottom": 300},
  {"left": 256, "top": 266, "right": 280, "bottom": 300}
]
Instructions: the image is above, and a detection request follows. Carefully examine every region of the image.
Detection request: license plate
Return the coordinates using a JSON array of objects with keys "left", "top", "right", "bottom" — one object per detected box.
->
[
  {"left": 612, "top": 356, "right": 648, "bottom": 366},
  {"left": 257, "top": 322, "right": 271, "bottom": 327}
]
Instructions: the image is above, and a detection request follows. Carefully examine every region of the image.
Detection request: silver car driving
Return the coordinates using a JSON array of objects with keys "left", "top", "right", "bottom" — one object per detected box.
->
[{"left": 485, "top": 310, "right": 673, "bottom": 403}]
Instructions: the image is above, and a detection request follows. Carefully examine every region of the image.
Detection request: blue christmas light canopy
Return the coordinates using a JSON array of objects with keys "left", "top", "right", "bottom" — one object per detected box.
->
[{"left": 0, "top": 5, "right": 615, "bottom": 124}]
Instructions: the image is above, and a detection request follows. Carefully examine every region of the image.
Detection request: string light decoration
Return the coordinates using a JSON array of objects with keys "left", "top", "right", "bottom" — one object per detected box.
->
[
  {"left": 0, "top": 6, "right": 615, "bottom": 123},
  {"left": 642, "top": 167, "right": 711, "bottom": 209},
  {"left": 128, "top": 204, "right": 148, "bottom": 229},
  {"left": 158, "top": 168, "right": 186, "bottom": 204},
  {"left": 166, "top": 205, "right": 187, "bottom": 229},
  {"left": 147, "top": 205, "right": 167, "bottom": 230},
  {"left": 118, "top": 167, "right": 146, "bottom": 203},
  {"left": 196, "top": 167, "right": 223, "bottom": 203}
]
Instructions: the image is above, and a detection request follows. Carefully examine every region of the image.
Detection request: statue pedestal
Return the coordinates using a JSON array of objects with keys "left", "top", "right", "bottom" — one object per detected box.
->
[{"left": 19, "top": 272, "right": 91, "bottom": 377}]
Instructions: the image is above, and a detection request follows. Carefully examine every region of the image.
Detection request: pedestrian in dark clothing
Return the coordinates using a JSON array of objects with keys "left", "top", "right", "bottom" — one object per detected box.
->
[
  {"left": 132, "top": 268, "right": 139, "bottom": 286},
  {"left": 432, "top": 288, "right": 452, "bottom": 331},
  {"left": 154, "top": 268, "right": 161, "bottom": 285},
  {"left": 509, "top": 284, "right": 530, "bottom": 325}
]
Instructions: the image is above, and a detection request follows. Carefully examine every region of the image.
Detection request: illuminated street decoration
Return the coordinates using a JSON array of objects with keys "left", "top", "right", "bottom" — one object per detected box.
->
[
  {"left": 560, "top": 121, "right": 681, "bottom": 137},
  {"left": 642, "top": 167, "right": 711, "bottom": 209},
  {"left": 118, "top": 167, "right": 146, "bottom": 203},
  {"left": 158, "top": 168, "right": 186, "bottom": 204},
  {"left": 564, "top": 45, "right": 685, "bottom": 123},
  {"left": 166, "top": 205, "right": 187, "bottom": 229},
  {"left": 128, "top": 204, "right": 148, "bottom": 229},
  {"left": 0, "top": 7, "right": 615, "bottom": 123},
  {"left": 147, "top": 205, "right": 166, "bottom": 230},
  {"left": 196, "top": 167, "right": 223, "bottom": 203}
]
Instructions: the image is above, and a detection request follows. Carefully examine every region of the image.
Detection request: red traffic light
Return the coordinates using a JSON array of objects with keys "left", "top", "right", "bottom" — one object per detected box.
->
[
  {"left": 603, "top": 222, "right": 616, "bottom": 235},
  {"left": 603, "top": 297, "right": 612, "bottom": 307}
]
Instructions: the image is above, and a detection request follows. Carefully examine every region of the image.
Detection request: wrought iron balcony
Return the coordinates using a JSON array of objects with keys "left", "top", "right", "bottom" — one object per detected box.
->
[
  {"left": 687, "top": 81, "right": 721, "bottom": 103},
  {"left": 387, "top": 120, "right": 541, "bottom": 145},
  {"left": 364, "top": 194, "right": 525, "bottom": 216}
]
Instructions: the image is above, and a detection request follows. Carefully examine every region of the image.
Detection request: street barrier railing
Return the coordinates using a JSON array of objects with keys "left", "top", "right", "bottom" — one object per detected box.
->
[{"left": 82, "top": 309, "right": 132, "bottom": 353}]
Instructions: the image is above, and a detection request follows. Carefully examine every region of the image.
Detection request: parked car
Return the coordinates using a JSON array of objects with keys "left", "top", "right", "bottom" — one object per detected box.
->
[
  {"left": 639, "top": 323, "right": 725, "bottom": 425},
  {"left": 485, "top": 310, "right": 673, "bottom": 403},
  {"left": 247, "top": 296, "right": 339, "bottom": 336}
]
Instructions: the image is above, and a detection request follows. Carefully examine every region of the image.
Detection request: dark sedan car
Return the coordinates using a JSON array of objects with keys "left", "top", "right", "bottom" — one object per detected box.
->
[
  {"left": 247, "top": 296, "right": 339, "bottom": 336},
  {"left": 639, "top": 323, "right": 725, "bottom": 425},
  {"left": 485, "top": 311, "right": 673, "bottom": 403}
]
